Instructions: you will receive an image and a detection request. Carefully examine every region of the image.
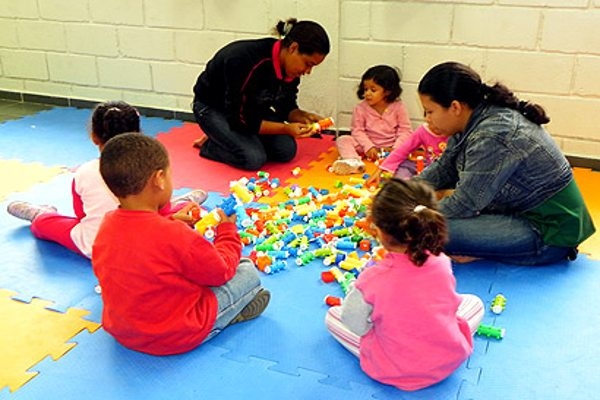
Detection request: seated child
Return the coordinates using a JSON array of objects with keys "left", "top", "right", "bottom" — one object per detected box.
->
[
  {"left": 367, "top": 123, "right": 447, "bottom": 186},
  {"left": 6, "top": 100, "right": 207, "bottom": 258},
  {"left": 332, "top": 65, "right": 412, "bottom": 175},
  {"left": 93, "top": 133, "right": 270, "bottom": 355},
  {"left": 325, "top": 178, "right": 484, "bottom": 391}
]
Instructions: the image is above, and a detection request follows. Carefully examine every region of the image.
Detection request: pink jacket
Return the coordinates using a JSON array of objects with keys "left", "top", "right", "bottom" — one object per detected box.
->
[
  {"left": 356, "top": 252, "right": 473, "bottom": 391},
  {"left": 351, "top": 100, "right": 412, "bottom": 150},
  {"left": 380, "top": 124, "right": 447, "bottom": 173}
]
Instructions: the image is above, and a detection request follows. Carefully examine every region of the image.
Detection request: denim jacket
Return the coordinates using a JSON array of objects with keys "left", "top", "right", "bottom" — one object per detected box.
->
[{"left": 419, "top": 104, "right": 572, "bottom": 218}]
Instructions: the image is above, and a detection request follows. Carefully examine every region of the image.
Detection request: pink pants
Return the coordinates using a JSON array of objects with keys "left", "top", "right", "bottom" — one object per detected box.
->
[
  {"left": 30, "top": 202, "right": 188, "bottom": 258},
  {"left": 31, "top": 213, "right": 83, "bottom": 256},
  {"left": 336, "top": 135, "right": 365, "bottom": 159},
  {"left": 325, "top": 294, "right": 485, "bottom": 357}
]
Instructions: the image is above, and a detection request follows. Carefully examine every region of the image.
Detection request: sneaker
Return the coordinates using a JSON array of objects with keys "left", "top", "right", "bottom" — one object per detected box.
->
[
  {"left": 330, "top": 158, "right": 366, "bottom": 175},
  {"left": 229, "top": 289, "right": 271, "bottom": 325},
  {"left": 171, "top": 189, "right": 208, "bottom": 205},
  {"left": 7, "top": 201, "right": 57, "bottom": 222}
]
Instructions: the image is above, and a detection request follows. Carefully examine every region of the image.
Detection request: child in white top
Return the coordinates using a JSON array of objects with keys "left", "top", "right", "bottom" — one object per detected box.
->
[
  {"left": 331, "top": 65, "right": 412, "bottom": 175},
  {"left": 7, "top": 101, "right": 206, "bottom": 258}
]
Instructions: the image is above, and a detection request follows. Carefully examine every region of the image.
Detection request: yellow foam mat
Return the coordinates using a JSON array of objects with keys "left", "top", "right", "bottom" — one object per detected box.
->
[
  {"left": 0, "top": 289, "right": 101, "bottom": 392},
  {"left": 0, "top": 159, "right": 65, "bottom": 201},
  {"left": 573, "top": 167, "right": 600, "bottom": 259}
]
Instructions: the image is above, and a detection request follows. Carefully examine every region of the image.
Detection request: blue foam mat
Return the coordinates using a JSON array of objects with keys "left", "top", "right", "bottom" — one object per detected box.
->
[
  {"left": 0, "top": 107, "right": 182, "bottom": 168},
  {"left": 3, "top": 107, "right": 600, "bottom": 399}
]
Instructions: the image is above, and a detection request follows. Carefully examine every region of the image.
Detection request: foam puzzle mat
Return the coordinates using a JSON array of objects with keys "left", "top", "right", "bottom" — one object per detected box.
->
[{"left": 1, "top": 106, "right": 600, "bottom": 399}]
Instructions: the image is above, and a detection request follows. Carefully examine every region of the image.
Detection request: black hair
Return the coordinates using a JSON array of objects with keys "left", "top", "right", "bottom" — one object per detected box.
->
[
  {"left": 91, "top": 101, "right": 141, "bottom": 144},
  {"left": 273, "top": 18, "right": 330, "bottom": 56},
  {"left": 357, "top": 65, "right": 402, "bottom": 103},
  {"left": 99, "top": 133, "right": 169, "bottom": 198},
  {"left": 418, "top": 61, "right": 550, "bottom": 125},
  {"left": 370, "top": 178, "right": 447, "bottom": 266}
]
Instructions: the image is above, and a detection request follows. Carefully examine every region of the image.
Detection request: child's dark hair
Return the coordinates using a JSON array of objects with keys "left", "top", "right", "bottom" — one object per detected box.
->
[
  {"left": 100, "top": 133, "right": 169, "bottom": 198},
  {"left": 91, "top": 101, "right": 141, "bottom": 144},
  {"left": 357, "top": 65, "right": 402, "bottom": 103},
  {"left": 370, "top": 178, "right": 448, "bottom": 266},
  {"left": 273, "top": 18, "right": 330, "bottom": 56},
  {"left": 418, "top": 61, "right": 549, "bottom": 125}
]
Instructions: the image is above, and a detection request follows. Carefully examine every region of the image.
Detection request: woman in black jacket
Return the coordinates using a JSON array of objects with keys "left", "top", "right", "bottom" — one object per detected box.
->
[{"left": 192, "top": 18, "right": 330, "bottom": 170}]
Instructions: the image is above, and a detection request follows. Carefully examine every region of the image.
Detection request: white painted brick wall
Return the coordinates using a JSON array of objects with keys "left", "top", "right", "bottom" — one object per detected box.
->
[
  {"left": 17, "top": 20, "right": 67, "bottom": 51},
  {"left": 47, "top": 53, "right": 98, "bottom": 85},
  {"left": 144, "top": 1, "right": 205, "bottom": 29},
  {"left": 66, "top": 24, "right": 119, "bottom": 57},
  {"left": 90, "top": 0, "right": 144, "bottom": 26},
  {"left": 97, "top": 58, "right": 151, "bottom": 90},
  {"left": 118, "top": 27, "right": 175, "bottom": 60},
  {"left": 1, "top": 0, "right": 600, "bottom": 159},
  {"left": 38, "top": 0, "right": 90, "bottom": 22},
  {"left": 0, "top": 50, "right": 48, "bottom": 80},
  {"left": 0, "top": 19, "right": 19, "bottom": 48}
]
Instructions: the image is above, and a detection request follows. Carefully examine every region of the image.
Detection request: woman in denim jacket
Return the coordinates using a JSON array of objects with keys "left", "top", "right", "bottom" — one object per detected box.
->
[{"left": 416, "top": 62, "right": 595, "bottom": 265}]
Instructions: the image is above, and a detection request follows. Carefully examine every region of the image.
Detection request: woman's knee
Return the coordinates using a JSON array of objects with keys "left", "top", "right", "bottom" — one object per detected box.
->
[{"left": 241, "top": 151, "right": 268, "bottom": 171}]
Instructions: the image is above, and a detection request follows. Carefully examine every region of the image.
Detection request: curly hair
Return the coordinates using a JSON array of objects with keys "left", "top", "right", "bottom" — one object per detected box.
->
[
  {"left": 90, "top": 101, "right": 141, "bottom": 144},
  {"left": 357, "top": 65, "right": 403, "bottom": 103},
  {"left": 99, "top": 133, "right": 169, "bottom": 198},
  {"left": 370, "top": 178, "right": 448, "bottom": 266}
]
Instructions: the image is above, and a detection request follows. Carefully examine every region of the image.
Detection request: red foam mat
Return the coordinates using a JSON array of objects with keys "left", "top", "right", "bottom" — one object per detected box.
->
[{"left": 156, "top": 123, "right": 335, "bottom": 193}]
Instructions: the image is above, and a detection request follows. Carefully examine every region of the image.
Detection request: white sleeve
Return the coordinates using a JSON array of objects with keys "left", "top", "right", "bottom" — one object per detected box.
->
[{"left": 340, "top": 284, "right": 373, "bottom": 336}]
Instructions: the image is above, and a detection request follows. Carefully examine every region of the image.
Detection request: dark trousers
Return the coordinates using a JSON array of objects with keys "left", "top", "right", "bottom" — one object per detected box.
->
[{"left": 193, "top": 101, "right": 297, "bottom": 171}]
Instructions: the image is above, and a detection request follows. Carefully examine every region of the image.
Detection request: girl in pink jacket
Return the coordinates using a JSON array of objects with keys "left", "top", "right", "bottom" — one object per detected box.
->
[
  {"left": 325, "top": 178, "right": 484, "bottom": 391},
  {"left": 331, "top": 65, "right": 412, "bottom": 175}
]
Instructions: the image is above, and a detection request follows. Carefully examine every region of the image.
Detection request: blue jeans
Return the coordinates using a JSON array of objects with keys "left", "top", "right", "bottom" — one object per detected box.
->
[
  {"left": 193, "top": 101, "right": 297, "bottom": 170},
  {"left": 203, "top": 258, "right": 263, "bottom": 342},
  {"left": 446, "top": 214, "right": 572, "bottom": 266}
]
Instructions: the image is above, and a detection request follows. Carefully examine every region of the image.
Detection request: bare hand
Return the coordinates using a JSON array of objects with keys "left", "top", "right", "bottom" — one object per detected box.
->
[
  {"left": 216, "top": 208, "right": 237, "bottom": 225},
  {"left": 366, "top": 168, "right": 382, "bottom": 188},
  {"left": 172, "top": 202, "right": 201, "bottom": 226},
  {"left": 365, "top": 147, "right": 380, "bottom": 162},
  {"left": 285, "top": 122, "right": 314, "bottom": 139}
]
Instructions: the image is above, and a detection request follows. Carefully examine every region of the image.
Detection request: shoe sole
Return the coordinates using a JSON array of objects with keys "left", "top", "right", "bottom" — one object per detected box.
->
[
  {"left": 230, "top": 289, "right": 271, "bottom": 325},
  {"left": 331, "top": 162, "right": 365, "bottom": 175}
]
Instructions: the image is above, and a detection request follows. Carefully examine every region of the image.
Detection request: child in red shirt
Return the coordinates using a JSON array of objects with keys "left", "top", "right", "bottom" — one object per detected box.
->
[{"left": 93, "top": 133, "right": 269, "bottom": 355}]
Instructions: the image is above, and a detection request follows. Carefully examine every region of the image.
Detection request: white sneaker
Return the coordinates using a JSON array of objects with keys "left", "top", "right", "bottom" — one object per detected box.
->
[
  {"left": 330, "top": 159, "right": 366, "bottom": 175},
  {"left": 171, "top": 189, "right": 208, "bottom": 205},
  {"left": 7, "top": 201, "right": 57, "bottom": 222}
]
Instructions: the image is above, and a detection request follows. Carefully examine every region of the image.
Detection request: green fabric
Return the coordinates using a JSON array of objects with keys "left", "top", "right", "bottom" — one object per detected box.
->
[{"left": 523, "top": 179, "right": 596, "bottom": 247}]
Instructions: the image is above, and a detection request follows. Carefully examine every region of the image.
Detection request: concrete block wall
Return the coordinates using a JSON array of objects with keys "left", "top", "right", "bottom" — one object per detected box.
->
[{"left": 1, "top": 0, "right": 599, "bottom": 160}]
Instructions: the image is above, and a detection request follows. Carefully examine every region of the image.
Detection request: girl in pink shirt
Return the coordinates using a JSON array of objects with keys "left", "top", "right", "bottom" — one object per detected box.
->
[
  {"left": 331, "top": 65, "right": 412, "bottom": 175},
  {"left": 367, "top": 123, "right": 448, "bottom": 185},
  {"left": 325, "top": 178, "right": 484, "bottom": 391}
]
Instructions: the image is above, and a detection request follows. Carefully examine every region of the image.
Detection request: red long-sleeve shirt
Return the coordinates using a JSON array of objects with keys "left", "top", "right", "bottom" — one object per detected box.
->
[{"left": 92, "top": 208, "right": 242, "bottom": 355}]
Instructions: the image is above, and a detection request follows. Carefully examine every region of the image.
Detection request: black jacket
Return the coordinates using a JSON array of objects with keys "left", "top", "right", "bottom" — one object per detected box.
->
[{"left": 193, "top": 38, "right": 300, "bottom": 135}]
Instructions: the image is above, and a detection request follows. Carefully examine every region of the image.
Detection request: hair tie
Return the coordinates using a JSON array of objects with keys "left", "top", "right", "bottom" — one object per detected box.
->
[
  {"left": 107, "top": 107, "right": 121, "bottom": 113},
  {"left": 414, "top": 205, "right": 427, "bottom": 213},
  {"left": 480, "top": 83, "right": 489, "bottom": 99},
  {"left": 283, "top": 21, "right": 293, "bottom": 36}
]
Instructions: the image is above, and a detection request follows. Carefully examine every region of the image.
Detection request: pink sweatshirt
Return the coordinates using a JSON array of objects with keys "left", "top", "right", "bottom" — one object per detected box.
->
[
  {"left": 380, "top": 124, "right": 447, "bottom": 173},
  {"left": 350, "top": 100, "right": 412, "bottom": 150},
  {"left": 356, "top": 252, "right": 473, "bottom": 391}
]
